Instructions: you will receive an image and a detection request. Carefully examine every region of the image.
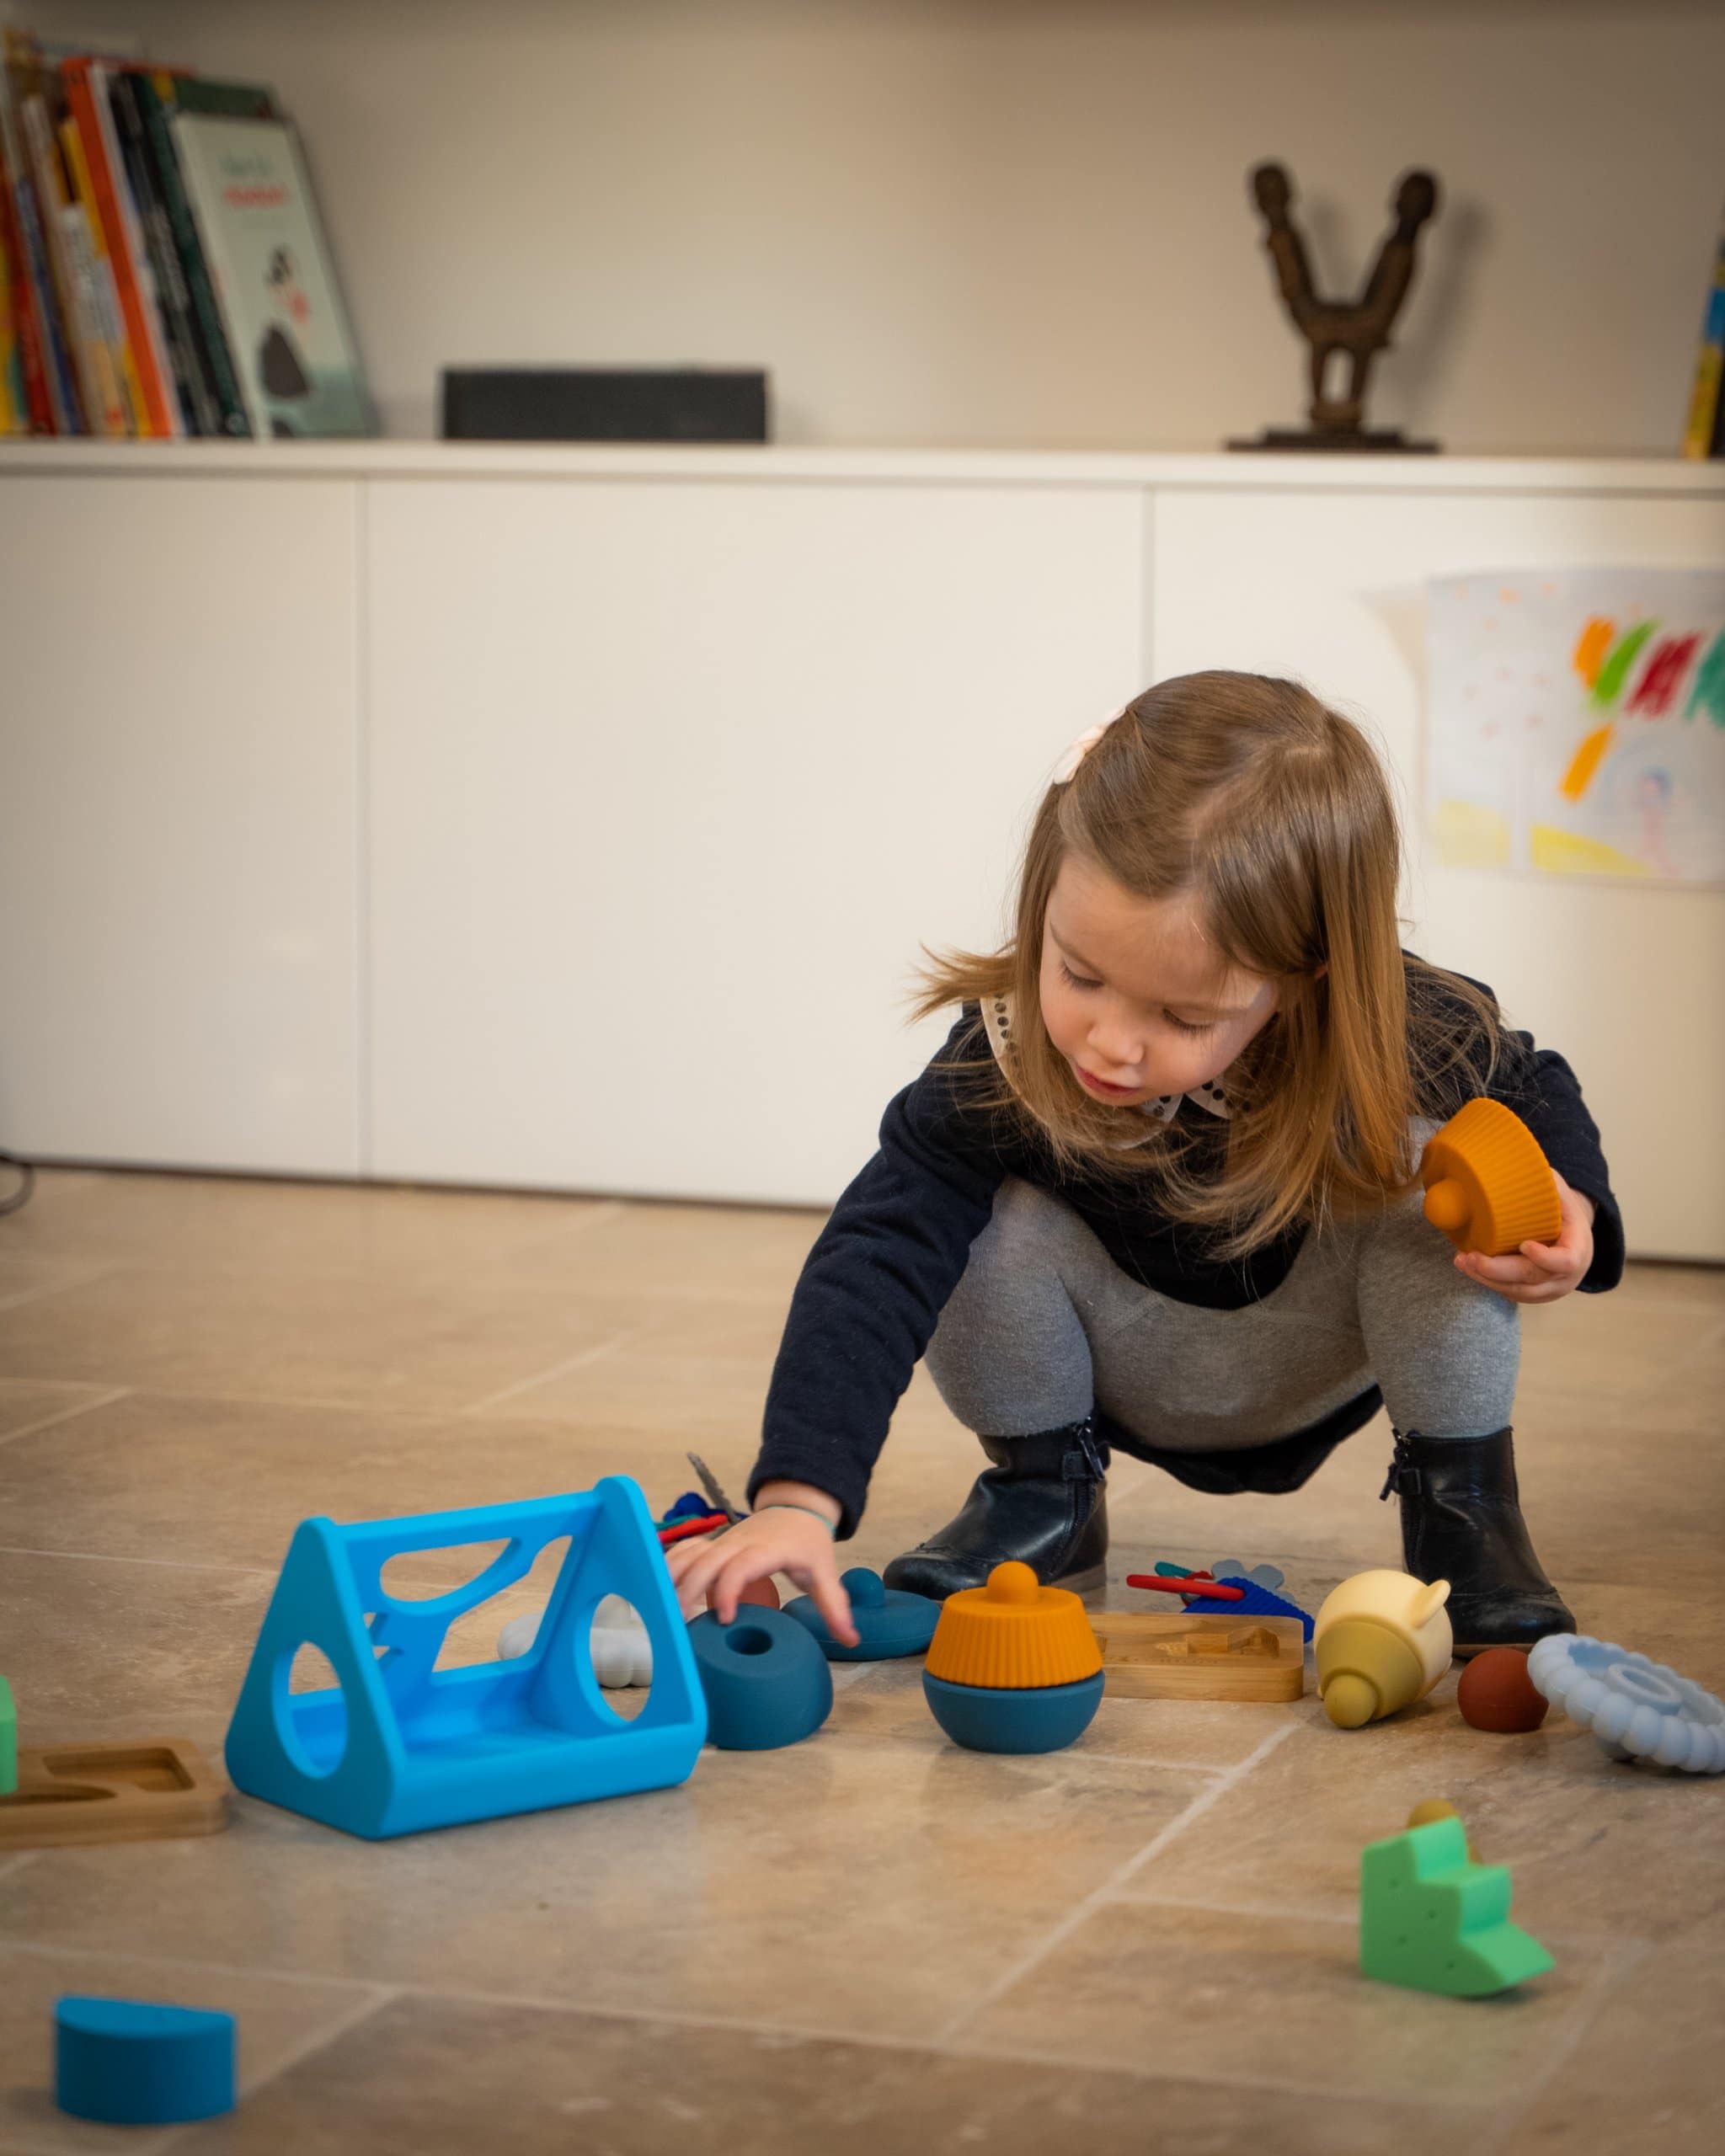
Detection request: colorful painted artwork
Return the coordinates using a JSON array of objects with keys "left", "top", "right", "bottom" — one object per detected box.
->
[{"left": 1427, "top": 568, "right": 1725, "bottom": 884}]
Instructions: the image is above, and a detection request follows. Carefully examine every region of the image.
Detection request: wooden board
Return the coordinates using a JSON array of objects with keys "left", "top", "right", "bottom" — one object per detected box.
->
[
  {"left": 0, "top": 1737, "right": 230, "bottom": 1849},
  {"left": 1092, "top": 1613, "right": 1306, "bottom": 1701}
]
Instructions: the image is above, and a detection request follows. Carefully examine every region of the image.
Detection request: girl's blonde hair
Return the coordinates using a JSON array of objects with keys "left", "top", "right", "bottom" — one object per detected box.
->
[{"left": 911, "top": 671, "right": 1500, "bottom": 1257}]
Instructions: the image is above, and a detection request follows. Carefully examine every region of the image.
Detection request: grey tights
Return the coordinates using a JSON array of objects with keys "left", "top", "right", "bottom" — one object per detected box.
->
[{"left": 923, "top": 1176, "right": 1519, "bottom": 1451}]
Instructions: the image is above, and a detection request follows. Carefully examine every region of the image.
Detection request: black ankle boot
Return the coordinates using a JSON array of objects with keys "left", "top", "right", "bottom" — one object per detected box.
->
[
  {"left": 883, "top": 1417, "right": 1109, "bottom": 1601},
  {"left": 1381, "top": 1426, "right": 1575, "bottom": 1655}
]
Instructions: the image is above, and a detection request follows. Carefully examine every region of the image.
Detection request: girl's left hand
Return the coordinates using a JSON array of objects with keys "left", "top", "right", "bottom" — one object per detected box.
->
[{"left": 1454, "top": 1173, "right": 1595, "bottom": 1305}]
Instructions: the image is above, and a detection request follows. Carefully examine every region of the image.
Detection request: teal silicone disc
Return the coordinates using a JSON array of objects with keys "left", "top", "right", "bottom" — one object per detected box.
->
[{"left": 782, "top": 1567, "right": 941, "bottom": 1661}]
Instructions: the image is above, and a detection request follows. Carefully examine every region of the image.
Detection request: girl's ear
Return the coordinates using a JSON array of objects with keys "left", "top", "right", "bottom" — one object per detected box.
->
[{"left": 1314, "top": 963, "right": 1329, "bottom": 981}]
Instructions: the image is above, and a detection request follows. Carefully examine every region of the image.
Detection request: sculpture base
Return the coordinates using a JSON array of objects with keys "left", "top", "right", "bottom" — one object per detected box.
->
[{"left": 1228, "top": 428, "right": 1439, "bottom": 454}]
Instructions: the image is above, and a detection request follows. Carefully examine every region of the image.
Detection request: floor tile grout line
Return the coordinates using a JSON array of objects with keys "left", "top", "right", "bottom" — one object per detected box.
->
[
  {"left": 0, "top": 1543, "right": 286, "bottom": 1579},
  {"left": 0, "top": 1334, "right": 797, "bottom": 1426},
  {"left": 0, "top": 1381, "right": 467, "bottom": 1420},
  {"left": 458, "top": 1321, "right": 655, "bottom": 1415},
  {"left": 932, "top": 1717, "right": 1299, "bottom": 2047},
  {"left": 1097, "top": 1888, "right": 1648, "bottom": 1961},
  {"left": 1474, "top": 1938, "right": 1654, "bottom": 2156},
  {"left": 1103, "top": 1889, "right": 1354, "bottom": 1924},
  {"left": 0, "top": 1545, "right": 530, "bottom": 1603},
  {"left": 481, "top": 1198, "right": 633, "bottom": 1262},
  {"left": 0, "top": 1328, "right": 782, "bottom": 1429},
  {"left": 0, "top": 1942, "right": 1004, "bottom": 2051},
  {"left": 815, "top": 1731, "right": 1233, "bottom": 1780},
  {"left": 154, "top": 1986, "right": 404, "bottom": 2152},
  {"left": 928, "top": 2036, "right": 1504, "bottom": 2112},
  {"left": 0, "top": 2138, "right": 174, "bottom": 2156},
  {"left": 0, "top": 1543, "right": 472, "bottom": 1612},
  {"left": 0, "top": 1262, "right": 127, "bottom": 1314},
  {"left": 0, "top": 1377, "right": 731, "bottom": 1425},
  {"left": 0, "top": 1385, "right": 133, "bottom": 1450},
  {"left": 0, "top": 1944, "right": 1508, "bottom": 2111},
  {"left": 0, "top": 1939, "right": 399, "bottom": 1996}
]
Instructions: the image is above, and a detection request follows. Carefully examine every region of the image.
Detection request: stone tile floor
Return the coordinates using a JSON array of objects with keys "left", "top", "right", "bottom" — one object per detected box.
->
[{"left": 0, "top": 1168, "right": 1720, "bottom": 2153}]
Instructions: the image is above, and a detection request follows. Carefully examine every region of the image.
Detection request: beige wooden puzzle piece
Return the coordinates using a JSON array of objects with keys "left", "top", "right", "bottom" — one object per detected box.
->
[
  {"left": 1144, "top": 1623, "right": 1279, "bottom": 1661},
  {"left": 0, "top": 1737, "right": 230, "bottom": 1849},
  {"left": 1092, "top": 1612, "right": 1306, "bottom": 1700}
]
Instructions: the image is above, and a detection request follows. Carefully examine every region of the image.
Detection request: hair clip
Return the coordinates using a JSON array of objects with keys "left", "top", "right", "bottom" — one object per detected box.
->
[{"left": 1054, "top": 705, "right": 1129, "bottom": 784}]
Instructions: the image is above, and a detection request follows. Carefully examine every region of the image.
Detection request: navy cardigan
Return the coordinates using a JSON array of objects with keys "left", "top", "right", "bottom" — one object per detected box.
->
[{"left": 749, "top": 966, "right": 1622, "bottom": 1536}]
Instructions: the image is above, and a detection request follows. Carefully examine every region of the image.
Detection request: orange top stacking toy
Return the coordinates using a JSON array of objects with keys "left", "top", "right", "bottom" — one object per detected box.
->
[
  {"left": 924, "top": 1561, "right": 1103, "bottom": 1691},
  {"left": 1419, "top": 1099, "right": 1562, "bottom": 1257}
]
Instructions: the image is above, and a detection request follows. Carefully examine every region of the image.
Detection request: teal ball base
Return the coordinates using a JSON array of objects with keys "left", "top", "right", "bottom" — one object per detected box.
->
[{"left": 922, "top": 1670, "right": 1104, "bottom": 1753}]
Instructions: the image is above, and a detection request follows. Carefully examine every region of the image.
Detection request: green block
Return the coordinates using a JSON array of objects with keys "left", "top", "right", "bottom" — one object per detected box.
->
[
  {"left": 1360, "top": 1817, "right": 1552, "bottom": 1998},
  {"left": 0, "top": 1676, "right": 15, "bottom": 1796}
]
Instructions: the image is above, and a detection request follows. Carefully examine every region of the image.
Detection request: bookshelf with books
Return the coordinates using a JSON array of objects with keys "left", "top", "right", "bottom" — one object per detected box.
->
[
  {"left": 3, "top": 16, "right": 1722, "bottom": 461},
  {"left": 0, "top": 22, "right": 371, "bottom": 440}
]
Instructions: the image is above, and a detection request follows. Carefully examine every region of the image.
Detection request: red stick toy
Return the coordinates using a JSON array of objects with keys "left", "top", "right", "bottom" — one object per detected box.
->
[
  {"left": 657, "top": 1513, "right": 730, "bottom": 1547},
  {"left": 1124, "top": 1573, "right": 1247, "bottom": 1601}
]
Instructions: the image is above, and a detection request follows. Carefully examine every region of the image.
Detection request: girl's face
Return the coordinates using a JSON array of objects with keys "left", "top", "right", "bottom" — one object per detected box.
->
[{"left": 1039, "top": 854, "right": 1277, "bottom": 1106}]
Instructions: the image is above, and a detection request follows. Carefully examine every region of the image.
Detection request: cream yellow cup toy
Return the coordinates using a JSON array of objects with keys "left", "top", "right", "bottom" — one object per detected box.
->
[{"left": 1314, "top": 1569, "right": 1454, "bottom": 1728}]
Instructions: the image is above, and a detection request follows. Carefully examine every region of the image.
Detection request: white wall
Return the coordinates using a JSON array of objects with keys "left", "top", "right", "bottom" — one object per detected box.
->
[{"left": 39, "top": 0, "right": 1725, "bottom": 454}]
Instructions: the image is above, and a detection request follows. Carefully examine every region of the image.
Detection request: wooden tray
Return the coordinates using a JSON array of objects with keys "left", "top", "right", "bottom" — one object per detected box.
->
[
  {"left": 0, "top": 1737, "right": 230, "bottom": 1849},
  {"left": 1092, "top": 1612, "right": 1306, "bottom": 1701}
]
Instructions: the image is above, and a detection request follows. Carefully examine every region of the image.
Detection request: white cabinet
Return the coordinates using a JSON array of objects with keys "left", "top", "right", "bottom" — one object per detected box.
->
[
  {"left": 364, "top": 478, "right": 1144, "bottom": 1202},
  {"left": 1148, "top": 484, "right": 1725, "bottom": 1257},
  {"left": 2, "top": 445, "right": 1718, "bottom": 1252},
  {"left": 0, "top": 473, "right": 362, "bottom": 1174}
]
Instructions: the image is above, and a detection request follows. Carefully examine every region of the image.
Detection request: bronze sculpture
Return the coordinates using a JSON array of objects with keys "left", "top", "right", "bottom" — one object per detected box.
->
[{"left": 1232, "top": 162, "right": 1440, "bottom": 451}]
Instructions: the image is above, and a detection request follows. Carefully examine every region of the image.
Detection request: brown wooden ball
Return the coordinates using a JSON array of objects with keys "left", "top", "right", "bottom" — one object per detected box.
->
[{"left": 1456, "top": 1647, "right": 1550, "bottom": 1732}]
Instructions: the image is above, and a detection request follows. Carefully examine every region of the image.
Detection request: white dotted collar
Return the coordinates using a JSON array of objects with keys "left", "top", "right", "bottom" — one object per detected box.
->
[{"left": 980, "top": 993, "right": 1245, "bottom": 1148}]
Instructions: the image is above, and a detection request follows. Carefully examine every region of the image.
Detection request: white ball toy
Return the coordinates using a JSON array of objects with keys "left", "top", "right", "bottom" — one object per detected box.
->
[
  {"left": 1527, "top": 1634, "right": 1725, "bottom": 1774},
  {"left": 495, "top": 1594, "right": 654, "bottom": 1689},
  {"left": 495, "top": 1609, "right": 540, "bottom": 1662},
  {"left": 588, "top": 1627, "right": 654, "bottom": 1689}
]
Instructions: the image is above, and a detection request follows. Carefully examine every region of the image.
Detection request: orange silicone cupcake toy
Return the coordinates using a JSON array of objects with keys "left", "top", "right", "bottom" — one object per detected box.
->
[
  {"left": 1419, "top": 1099, "right": 1562, "bottom": 1257},
  {"left": 924, "top": 1561, "right": 1103, "bottom": 1692}
]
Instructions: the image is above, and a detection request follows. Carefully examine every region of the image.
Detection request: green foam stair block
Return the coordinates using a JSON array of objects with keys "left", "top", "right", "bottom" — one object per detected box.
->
[
  {"left": 0, "top": 1676, "right": 15, "bottom": 1796},
  {"left": 1359, "top": 1815, "right": 1552, "bottom": 1998}
]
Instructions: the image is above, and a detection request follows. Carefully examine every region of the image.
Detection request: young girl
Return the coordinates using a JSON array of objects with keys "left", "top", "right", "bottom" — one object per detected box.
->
[{"left": 668, "top": 673, "right": 1622, "bottom": 1657}]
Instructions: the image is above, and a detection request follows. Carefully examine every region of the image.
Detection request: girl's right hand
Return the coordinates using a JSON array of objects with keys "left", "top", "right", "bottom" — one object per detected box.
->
[{"left": 665, "top": 1491, "right": 860, "bottom": 1648}]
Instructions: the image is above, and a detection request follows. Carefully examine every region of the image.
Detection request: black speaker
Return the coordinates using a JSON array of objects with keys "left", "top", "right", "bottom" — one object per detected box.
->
[{"left": 440, "top": 367, "right": 770, "bottom": 444}]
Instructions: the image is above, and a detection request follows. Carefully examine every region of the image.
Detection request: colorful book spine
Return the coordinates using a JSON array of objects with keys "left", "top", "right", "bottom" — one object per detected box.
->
[
  {"left": 0, "top": 57, "right": 56, "bottom": 432},
  {"left": 57, "top": 109, "right": 139, "bottom": 431},
  {"left": 0, "top": 216, "right": 24, "bottom": 430},
  {"left": 0, "top": 68, "right": 77, "bottom": 430},
  {"left": 1681, "top": 201, "right": 1725, "bottom": 460},
  {"left": 7, "top": 150, "right": 78, "bottom": 429},
  {"left": 3, "top": 36, "right": 79, "bottom": 430},
  {"left": 107, "top": 69, "right": 211, "bottom": 434},
  {"left": 0, "top": 140, "right": 51, "bottom": 429},
  {"left": 130, "top": 68, "right": 250, "bottom": 435},
  {"left": 20, "top": 90, "right": 112, "bottom": 432},
  {"left": 58, "top": 189, "right": 128, "bottom": 434},
  {"left": 171, "top": 113, "right": 264, "bottom": 438},
  {"left": 67, "top": 58, "right": 179, "bottom": 435}
]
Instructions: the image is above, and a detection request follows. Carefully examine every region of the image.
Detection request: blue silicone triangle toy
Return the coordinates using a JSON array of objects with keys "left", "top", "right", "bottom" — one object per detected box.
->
[
  {"left": 226, "top": 1476, "right": 706, "bottom": 1838},
  {"left": 1180, "top": 1577, "right": 1315, "bottom": 1639}
]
